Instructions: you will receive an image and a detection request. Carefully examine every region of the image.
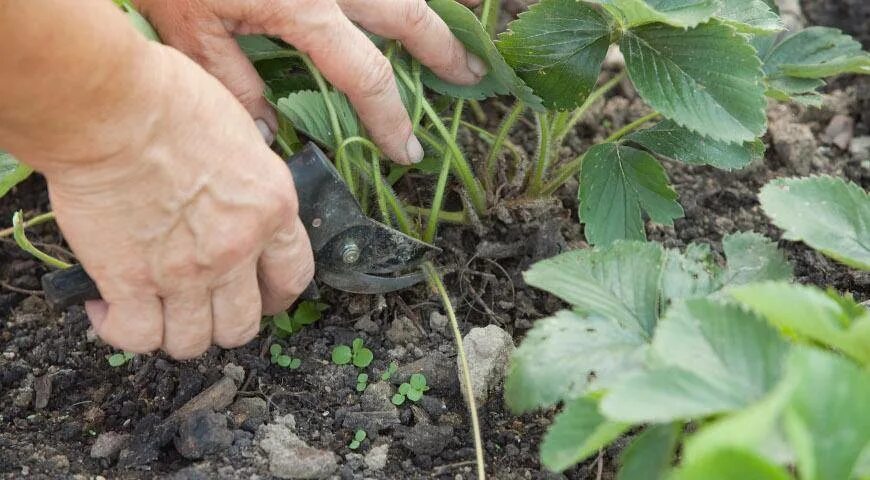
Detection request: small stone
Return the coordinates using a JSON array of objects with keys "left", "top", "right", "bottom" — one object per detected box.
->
[
  {"left": 229, "top": 397, "right": 268, "bottom": 431},
  {"left": 459, "top": 325, "right": 515, "bottom": 404},
  {"left": 428, "top": 311, "right": 449, "bottom": 335},
  {"left": 48, "top": 454, "right": 69, "bottom": 472},
  {"left": 386, "top": 315, "right": 423, "bottom": 345},
  {"left": 90, "top": 432, "right": 130, "bottom": 460},
  {"left": 364, "top": 443, "right": 390, "bottom": 471},
  {"left": 822, "top": 114, "right": 854, "bottom": 150},
  {"left": 353, "top": 315, "right": 379, "bottom": 334},
  {"left": 222, "top": 363, "right": 245, "bottom": 385},
  {"left": 850, "top": 136, "right": 870, "bottom": 162},
  {"left": 769, "top": 112, "right": 818, "bottom": 175},
  {"left": 13, "top": 388, "right": 33, "bottom": 408},
  {"left": 257, "top": 415, "right": 338, "bottom": 479},
  {"left": 394, "top": 351, "right": 458, "bottom": 393},
  {"left": 33, "top": 374, "right": 52, "bottom": 410},
  {"left": 401, "top": 424, "right": 453, "bottom": 456},
  {"left": 173, "top": 410, "right": 233, "bottom": 459}
]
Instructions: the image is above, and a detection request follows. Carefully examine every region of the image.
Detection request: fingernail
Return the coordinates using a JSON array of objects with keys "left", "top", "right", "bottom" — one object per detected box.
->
[
  {"left": 467, "top": 52, "right": 488, "bottom": 78},
  {"left": 406, "top": 135, "right": 424, "bottom": 164},
  {"left": 255, "top": 118, "right": 275, "bottom": 145}
]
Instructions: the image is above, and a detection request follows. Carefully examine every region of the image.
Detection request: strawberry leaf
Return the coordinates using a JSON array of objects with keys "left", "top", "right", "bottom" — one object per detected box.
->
[
  {"left": 0, "top": 152, "right": 32, "bottom": 199},
  {"left": 275, "top": 90, "right": 359, "bottom": 150},
  {"left": 589, "top": 0, "right": 720, "bottom": 29},
  {"left": 621, "top": 20, "right": 766, "bottom": 143},
  {"left": 626, "top": 120, "right": 764, "bottom": 170},
  {"left": 617, "top": 423, "right": 681, "bottom": 480},
  {"left": 497, "top": 0, "right": 612, "bottom": 110},
  {"left": 715, "top": 0, "right": 783, "bottom": 34},
  {"left": 762, "top": 27, "right": 870, "bottom": 79},
  {"left": 423, "top": 0, "right": 544, "bottom": 111},
  {"left": 578, "top": 143, "right": 683, "bottom": 246},
  {"left": 541, "top": 397, "right": 630, "bottom": 472}
]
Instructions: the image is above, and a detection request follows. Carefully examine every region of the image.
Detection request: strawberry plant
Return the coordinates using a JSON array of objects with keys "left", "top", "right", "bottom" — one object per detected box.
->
[{"left": 331, "top": 338, "right": 374, "bottom": 368}]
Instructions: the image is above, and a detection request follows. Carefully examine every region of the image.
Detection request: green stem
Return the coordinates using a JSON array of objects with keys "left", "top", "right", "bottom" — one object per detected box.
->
[
  {"left": 484, "top": 101, "right": 525, "bottom": 193},
  {"left": 424, "top": 100, "right": 463, "bottom": 242},
  {"left": 410, "top": 60, "right": 424, "bottom": 128},
  {"left": 423, "top": 263, "right": 486, "bottom": 480},
  {"left": 538, "top": 152, "right": 585, "bottom": 197},
  {"left": 456, "top": 120, "right": 525, "bottom": 170},
  {"left": 527, "top": 111, "right": 552, "bottom": 195},
  {"left": 552, "top": 72, "right": 625, "bottom": 146},
  {"left": 370, "top": 151, "right": 391, "bottom": 226},
  {"left": 12, "top": 211, "right": 71, "bottom": 269},
  {"left": 405, "top": 206, "right": 467, "bottom": 224},
  {"left": 604, "top": 111, "right": 660, "bottom": 143},
  {"left": 0, "top": 211, "right": 55, "bottom": 238},
  {"left": 480, "top": 0, "right": 501, "bottom": 37},
  {"left": 468, "top": 100, "right": 487, "bottom": 124}
]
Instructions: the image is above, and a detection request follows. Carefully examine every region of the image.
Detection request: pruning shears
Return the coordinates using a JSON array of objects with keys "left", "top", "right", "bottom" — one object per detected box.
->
[{"left": 40, "top": 143, "right": 439, "bottom": 311}]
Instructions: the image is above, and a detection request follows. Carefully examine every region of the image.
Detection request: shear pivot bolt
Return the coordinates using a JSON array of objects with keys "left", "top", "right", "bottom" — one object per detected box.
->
[{"left": 341, "top": 240, "right": 360, "bottom": 264}]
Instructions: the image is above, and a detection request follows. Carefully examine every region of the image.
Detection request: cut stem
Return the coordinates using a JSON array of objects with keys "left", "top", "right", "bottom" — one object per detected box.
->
[
  {"left": 424, "top": 100, "right": 464, "bottom": 242},
  {"left": 12, "top": 211, "right": 71, "bottom": 269},
  {"left": 423, "top": 263, "right": 485, "bottom": 480},
  {"left": 0, "top": 211, "right": 55, "bottom": 238},
  {"left": 405, "top": 206, "right": 467, "bottom": 224}
]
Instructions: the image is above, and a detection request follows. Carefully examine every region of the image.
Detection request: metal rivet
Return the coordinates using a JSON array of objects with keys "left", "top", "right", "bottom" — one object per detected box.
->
[
  {"left": 341, "top": 240, "right": 360, "bottom": 264},
  {"left": 312, "top": 218, "right": 322, "bottom": 228}
]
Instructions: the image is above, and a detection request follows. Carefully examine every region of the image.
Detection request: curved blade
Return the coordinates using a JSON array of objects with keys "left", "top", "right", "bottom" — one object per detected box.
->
[{"left": 318, "top": 268, "right": 427, "bottom": 294}]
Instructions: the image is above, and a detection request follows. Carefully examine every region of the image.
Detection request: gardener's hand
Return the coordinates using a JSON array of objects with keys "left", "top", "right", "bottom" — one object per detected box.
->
[
  {"left": 133, "top": 0, "right": 487, "bottom": 165},
  {"left": 42, "top": 46, "right": 315, "bottom": 359}
]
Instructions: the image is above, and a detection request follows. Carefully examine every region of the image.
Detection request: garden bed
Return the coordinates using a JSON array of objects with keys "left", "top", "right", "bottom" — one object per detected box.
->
[{"left": 1, "top": 4, "right": 868, "bottom": 480}]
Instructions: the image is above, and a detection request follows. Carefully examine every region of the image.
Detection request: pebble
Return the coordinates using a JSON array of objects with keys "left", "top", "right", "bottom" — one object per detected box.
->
[
  {"left": 364, "top": 443, "right": 390, "bottom": 471},
  {"left": 174, "top": 410, "right": 233, "bottom": 459},
  {"left": 428, "top": 310, "right": 449, "bottom": 335},
  {"left": 850, "top": 135, "right": 870, "bottom": 162},
  {"left": 822, "top": 114, "right": 854, "bottom": 149},
  {"left": 353, "top": 315, "right": 379, "bottom": 334},
  {"left": 33, "top": 374, "right": 52, "bottom": 410},
  {"left": 230, "top": 397, "right": 269, "bottom": 432},
  {"left": 257, "top": 414, "right": 338, "bottom": 479},
  {"left": 459, "top": 325, "right": 516, "bottom": 404},
  {"left": 90, "top": 432, "right": 130, "bottom": 460},
  {"left": 769, "top": 108, "right": 818, "bottom": 175},
  {"left": 386, "top": 315, "right": 423, "bottom": 345},
  {"left": 394, "top": 351, "right": 458, "bottom": 393},
  {"left": 401, "top": 424, "right": 454, "bottom": 456}
]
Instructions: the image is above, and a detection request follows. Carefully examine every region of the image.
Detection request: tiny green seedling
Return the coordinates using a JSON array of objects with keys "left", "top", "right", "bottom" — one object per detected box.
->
[
  {"left": 331, "top": 337, "right": 374, "bottom": 368},
  {"left": 356, "top": 373, "right": 369, "bottom": 392},
  {"left": 270, "top": 300, "right": 328, "bottom": 337},
  {"left": 348, "top": 429, "right": 367, "bottom": 450},
  {"left": 391, "top": 373, "right": 429, "bottom": 405},
  {"left": 269, "top": 343, "right": 302, "bottom": 369},
  {"left": 106, "top": 351, "right": 134, "bottom": 367},
  {"left": 381, "top": 361, "right": 398, "bottom": 381}
]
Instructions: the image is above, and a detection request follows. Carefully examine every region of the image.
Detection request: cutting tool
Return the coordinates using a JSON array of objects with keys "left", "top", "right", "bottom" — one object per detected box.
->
[{"left": 41, "top": 143, "right": 439, "bottom": 311}]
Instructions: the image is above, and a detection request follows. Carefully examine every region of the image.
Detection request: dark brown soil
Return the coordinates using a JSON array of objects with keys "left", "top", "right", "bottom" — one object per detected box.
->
[{"left": 1, "top": 5, "right": 868, "bottom": 479}]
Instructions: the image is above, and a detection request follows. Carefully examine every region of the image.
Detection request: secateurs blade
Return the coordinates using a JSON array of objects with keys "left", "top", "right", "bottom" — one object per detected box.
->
[{"left": 40, "top": 143, "right": 439, "bottom": 311}]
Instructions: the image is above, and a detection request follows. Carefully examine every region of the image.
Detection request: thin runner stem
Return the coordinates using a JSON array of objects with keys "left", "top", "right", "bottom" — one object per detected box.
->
[
  {"left": 0, "top": 211, "right": 55, "bottom": 238},
  {"left": 604, "top": 111, "right": 660, "bottom": 143},
  {"left": 12, "top": 211, "right": 71, "bottom": 269}
]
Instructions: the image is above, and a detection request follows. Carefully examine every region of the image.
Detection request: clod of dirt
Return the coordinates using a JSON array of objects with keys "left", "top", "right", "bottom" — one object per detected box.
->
[
  {"left": 173, "top": 410, "right": 233, "bottom": 460},
  {"left": 428, "top": 310, "right": 449, "bottom": 336},
  {"left": 769, "top": 106, "right": 820, "bottom": 175},
  {"left": 459, "top": 325, "right": 515, "bottom": 405},
  {"left": 822, "top": 114, "right": 855, "bottom": 149},
  {"left": 90, "top": 432, "right": 130, "bottom": 460},
  {"left": 385, "top": 315, "right": 423, "bottom": 345},
  {"left": 341, "top": 381, "right": 401, "bottom": 433},
  {"left": 400, "top": 423, "right": 454, "bottom": 456},
  {"left": 850, "top": 136, "right": 870, "bottom": 161},
  {"left": 33, "top": 373, "right": 51, "bottom": 410},
  {"left": 353, "top": 315, "right": 379, "bottom": 334},
  {"left": 230, "top": 397, "right": 269, "bottom": 432},
  {"left": 257, "top": 414, "right": 339, "bottom": 479},
  {"left": 168, "top": 365, "right": 242, "bottom": 422},
  {"left": 393, "top": 351, "right": 459, "bottom": 393},
  {"left": 364, "top": 443, "right": 390, "bottom": 471}
]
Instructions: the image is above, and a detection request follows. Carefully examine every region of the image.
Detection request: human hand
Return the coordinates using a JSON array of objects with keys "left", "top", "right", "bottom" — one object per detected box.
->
[
  {"left": 133, "top": 0, "right": 487, "bottom": 165},
  {"left": 45, "top": 45, "right": 314, "bottom": 359}
]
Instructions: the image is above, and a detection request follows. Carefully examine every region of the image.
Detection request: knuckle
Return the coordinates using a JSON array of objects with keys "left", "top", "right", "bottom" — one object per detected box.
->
[
  {"left": 355, "top": 54, "right": 395, "bottom": 101},
  {"left": 215, "top": 317, "right": 260, "bottom": 349},
  {"left": 164, "top": 342, "right": 209, "bottom": 360},
  {"left": 403, "top": 0, "right": 432, "bottom": 35}
]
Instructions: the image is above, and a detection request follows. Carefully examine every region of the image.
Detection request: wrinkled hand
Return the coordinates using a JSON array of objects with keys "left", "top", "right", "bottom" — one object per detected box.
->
[
  {"left": 46, "top": 46, "right": 314, "bottom": 359},
  {"left": 133, "top": 0, "right": 486, "bottom": 164}
]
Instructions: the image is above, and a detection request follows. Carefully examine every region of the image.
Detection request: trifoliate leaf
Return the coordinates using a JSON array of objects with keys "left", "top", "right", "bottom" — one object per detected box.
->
[
  {"left": 626, "top": 120, "right": 764, "bottom": 170},
  {"left": 275, "top": 90, "right": 359, "bottom": 150},
  {"left": 540, "top": 397, "right": 631, "bottom": 472},
  {"left": 762, "top": 27, "right": 870, "bottom": 78},
  {"left": 621, "top": 21, "right": 767, "bottom": 143},
  {"left": 759, "top": 176, "right": 870, "bottom": 270},
  {"left": 666, "top": 449, "right": 791, "bottom": 480},
  {"left": 601, "top": 299, "right": 788, "bottom": 422},
  {"left": 719, "top": 232, "right": 792, "bottom": 285},
  {"left": 332, "top": 345, "right": 352, "bottom": 365},
  {"left": 497, "top": 0, "right": 612, "bottom": 109},
  {"left": 423, "top": 0, "right": 544, "bottom": 111},
  {"left": 0, "top": 151, "right": 33, "bottom": 199},
  {"left": 579, "top": 143, "right": 683, "bottom": 245},
  {"left": 589, "top": 0, "right": 720, "bottom": 29},
  {"left": 715, "top": 0, "right": 783, "bottom": 34},
  {"left": 617, "top": 423, "right": 681, "bottom": 480},
  {"left": 730, "top": 282, "right": 870, "bottom": 366}
]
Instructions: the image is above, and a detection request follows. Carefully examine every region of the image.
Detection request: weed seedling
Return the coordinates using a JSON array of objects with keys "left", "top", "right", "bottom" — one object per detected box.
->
[
  {"left": 348, "top": 429, "right": 367, "bottom": 450},
  {"left": 331, "top": 337, "right": 374, "bottom": 368},
  {"left": 381, "top": 361, "right": 398, "bottom": 381},
  {"left": 106, "top": 351, "right": 134, "bottom": 367},
  {"left": 391, "top": 373, "right": 429, "bottom": 405},
  {"left": 269, "top": 300, "right": 328, "bottom": 337},
  {"left": 356, "top": 373, "right": 368, "bottom": 392},
  {"left": 269, "top": 343, "right": 302, "bottom": 369}
]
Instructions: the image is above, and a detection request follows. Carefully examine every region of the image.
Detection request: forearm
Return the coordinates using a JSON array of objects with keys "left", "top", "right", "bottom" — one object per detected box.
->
[{"left": 0, "top": 0, "right": 163, "bottom": 174}]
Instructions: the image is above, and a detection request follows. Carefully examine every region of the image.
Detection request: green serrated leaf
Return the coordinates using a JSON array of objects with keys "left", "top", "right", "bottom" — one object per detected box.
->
[
  {"left": 590, "top": 0, "right": 720, "bottom": 28},
  {"left": 332, "top": 345, "right": 352, "bottom": 365},
  {"left": 730, "top": 282, "right": 870, "bottom": 366},
  {"left": 715, "top": 0, "right": 783, "bottom": 34},
  {"left": 720, "top": 231, "right": 793, "bottom": 285},
  {"left": 272, "top": 311, "right": 295, "bottom": 333},
  {"left": 0, "top": 152, "right": 33, "bottom": 199},
  {"left": 423, "top": 0, "right": 544, "bottom": 110},
  {"left": 275, "top": 90, "right": 359, "bottom": 150},
  {"left": 617, "top": 423, "right": 681, "bottom": 480},
  {"left": 497, "top": 0, "right": 611, "bottom": 110},
  {"left": 107, "top": 353, "right": 128, "bottom": 367},
  {"left": 292, "top": 301, "right": 324, "bottom": 326},
  {"left": 660, "top": 243, "right": 722, "bottom": 306},
  {"left": 601, "top": 299, "right": 788, "bottom": 422},
  {"left": 621, "top": 20, "right": 766, "bottom": 143},
  {"left": 666, "top": 449, "right": 791, "bottom": 480},
  {"left": 541, "top": 397, "right": 631, "bottom": 472},
  {"left": 626, "top": 120, "right": 764, "bottom": 170},
  {"left": 353, "top": 348, "right": 373, "bottom": 368},
  {"left": 763, "top": 27, "right": 870, "bottom": 79},
  {"left": 579, "top": 143, "right": 683, "bottom": 245},
  {"left": 759, "top": 176, "right": 870, "bottom": 270}
]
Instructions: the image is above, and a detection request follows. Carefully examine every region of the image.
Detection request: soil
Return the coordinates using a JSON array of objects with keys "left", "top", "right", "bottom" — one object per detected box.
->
[{"left": 1, "top": 3, "right": 868, "bottom": 479}]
